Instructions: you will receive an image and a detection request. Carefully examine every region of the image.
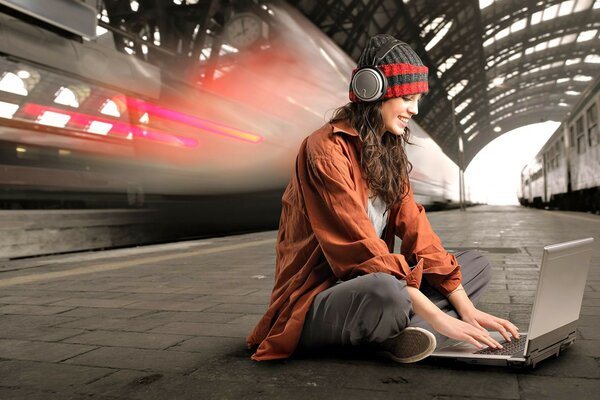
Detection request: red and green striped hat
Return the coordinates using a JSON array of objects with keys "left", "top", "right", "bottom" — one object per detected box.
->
[{"left": 349, "top": 34, "right": 429, "bottom": 102}]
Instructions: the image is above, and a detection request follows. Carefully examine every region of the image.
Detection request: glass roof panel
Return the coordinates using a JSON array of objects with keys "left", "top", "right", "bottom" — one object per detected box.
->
[
  {"left": 574, "top": 0, "right": 594, "bottom": 12},
  {"left": 460, "top": 111, "right": 475, "bottom": 125},
  {"left": 558, "top": 0, "right": 575, "bottom": 16},
  {"left": 479, "top": 0, "right": 494, "bottom": 9},
  {"left": 421, "top": 16, "right": 445, "bottom": 36},
  {"left": 542, "top": 4, "right": 560, "bottom": 20},
  {"left": 495, "top": 27, "right": 510, "bottom": 41},
  {"left": 455, "top": 98, "right": 472, "bottom": 113},
  {"left": 437, "top": 54, "right": 462, "bottom": 76},
  {"left": 511, "top": 18, "right": 527, "bottom": 33},
  {"left": 577, "top": 29, "right": 598, "bottom": 42},
  {"left": 548, "top": 37, "right": 561, "bottom": 47},
  {"left": 447, "top": 79, "right": 468, "bottom": 100},
  {"left": 425, "top": 21, "right": 453, "bottom": 51},
  {"left": 561, "top": 33, "right": 578, "bottom": 44},
  {"left": 531, "top": 10, "right": 543, "bottom": 25},
  {"left": 508, "top": 52, "right": 522, "bottom": 61},
  {"left": 584, "top": 54, "right": 600, "bottom": 63}
]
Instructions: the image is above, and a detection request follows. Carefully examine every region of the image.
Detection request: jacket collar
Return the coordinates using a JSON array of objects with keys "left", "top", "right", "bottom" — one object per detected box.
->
[{"left": 330, "top": 120, "right": 359, "bottom": 137}]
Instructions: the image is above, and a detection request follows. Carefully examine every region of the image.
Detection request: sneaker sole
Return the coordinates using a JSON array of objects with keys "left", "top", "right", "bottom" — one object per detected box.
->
[{"left": 378, "top": 327, "right": 437, "bottom": 363}]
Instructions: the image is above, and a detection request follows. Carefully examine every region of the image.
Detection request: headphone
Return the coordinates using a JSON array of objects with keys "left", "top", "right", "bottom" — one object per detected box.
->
[{"left": 350, "top": 39, "right": 403, "bottom": 102}]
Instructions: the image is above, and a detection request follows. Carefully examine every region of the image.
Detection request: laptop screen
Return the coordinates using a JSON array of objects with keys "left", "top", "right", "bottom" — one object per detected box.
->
[{"left": 527, "top": 238, "right": 593, "bottom": 342}]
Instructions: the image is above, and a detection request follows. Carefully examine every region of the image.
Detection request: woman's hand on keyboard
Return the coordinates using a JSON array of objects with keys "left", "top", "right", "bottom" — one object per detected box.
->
[
  {"left": 461, "top": 308, "right": 520, "bottom": 343},
  {"left": 430, "top": 313, "right": 504, "bottom": 349}
]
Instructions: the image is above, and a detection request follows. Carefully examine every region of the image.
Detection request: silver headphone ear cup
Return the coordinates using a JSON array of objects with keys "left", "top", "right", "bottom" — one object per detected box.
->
[{"left": 351, "top": 67, "right": 387, "bottom": 102}]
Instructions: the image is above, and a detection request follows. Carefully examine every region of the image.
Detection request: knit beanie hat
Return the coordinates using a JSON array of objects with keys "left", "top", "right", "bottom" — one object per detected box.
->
[{"left": 349, "top": 34, "right": 429, "bottom": 102}]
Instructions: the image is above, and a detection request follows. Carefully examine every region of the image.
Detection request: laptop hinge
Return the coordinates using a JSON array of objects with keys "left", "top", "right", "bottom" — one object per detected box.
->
[{"left": 525, "top": 321, "right": 578, "bottom": 368}]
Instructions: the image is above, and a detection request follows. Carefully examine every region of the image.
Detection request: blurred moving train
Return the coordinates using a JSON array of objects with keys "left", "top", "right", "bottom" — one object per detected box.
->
[
  {"left": 0, "top": 1, "right": 461, "bottom": 233},
  {"left": 518, "top": 75, "right": 599, "bottom": 213}
]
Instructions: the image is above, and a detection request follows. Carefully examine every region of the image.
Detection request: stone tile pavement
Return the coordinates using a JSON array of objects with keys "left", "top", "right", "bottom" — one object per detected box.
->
[{"left": 0, "top": 205, "right": 598, "bottom": 399}]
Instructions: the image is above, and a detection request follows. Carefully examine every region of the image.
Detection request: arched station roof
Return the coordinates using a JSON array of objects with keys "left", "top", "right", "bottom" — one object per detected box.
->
[{"left": 289, "top": 0, "right": 600, "bottom": 166}]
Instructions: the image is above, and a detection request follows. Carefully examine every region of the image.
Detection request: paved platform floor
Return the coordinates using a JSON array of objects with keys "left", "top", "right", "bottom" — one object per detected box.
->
[{"left": 0, "top": 205, "right": 598, "bottom": 399}]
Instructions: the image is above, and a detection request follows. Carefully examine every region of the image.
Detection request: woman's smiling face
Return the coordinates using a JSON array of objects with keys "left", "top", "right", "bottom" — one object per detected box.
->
[{"left": 380, "top": 93, "right": 422, "bottom": 136}]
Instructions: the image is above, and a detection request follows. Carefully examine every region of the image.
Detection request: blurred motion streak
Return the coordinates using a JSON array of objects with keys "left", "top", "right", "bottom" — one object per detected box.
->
[
  {"left": 127, "top": 99, "right": 263, "bottom": 144},
  {"left": 20, "top": 103, "right": 199, "bottom": 148}
]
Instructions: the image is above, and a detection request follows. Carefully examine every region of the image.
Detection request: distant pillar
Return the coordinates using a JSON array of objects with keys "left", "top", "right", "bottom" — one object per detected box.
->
[
  {"left": 458, "top": 136, "right": 466, "bottom": 211},
  {"left": 452, "top": 99, "right": 466, "bottom": 211}
]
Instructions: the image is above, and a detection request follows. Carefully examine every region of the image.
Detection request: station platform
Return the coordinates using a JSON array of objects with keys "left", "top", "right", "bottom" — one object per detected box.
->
[{"left": 0, "top": 205, "right": 598, "bottom": 399}]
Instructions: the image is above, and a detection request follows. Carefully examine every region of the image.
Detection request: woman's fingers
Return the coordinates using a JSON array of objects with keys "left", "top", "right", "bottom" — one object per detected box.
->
[
  {"left": 476, "top": 332, "right": 502, "bottom": 349},
  {"left": 464, "top": 335, "right": 485, "bottom": 349},
  {"left": 491, "top": 321, "right": 511, "bottom": 343},
  {"left": 463, "top": 323, "right": 502, "bottom": 349},
  {"left": 493, "top": 318, "right": 521, "bottom": 341},
  {"left": 504, "top": 320, "right": 520, "bottom": 339}
]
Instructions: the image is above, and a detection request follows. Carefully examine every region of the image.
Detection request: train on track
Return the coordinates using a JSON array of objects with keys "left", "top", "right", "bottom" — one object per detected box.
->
[
  {"left": 518, "top": 75, "right": 599, "bottom": 213},
  {"left": 0, "top": 0, "right": 462, "bottom": 234}
]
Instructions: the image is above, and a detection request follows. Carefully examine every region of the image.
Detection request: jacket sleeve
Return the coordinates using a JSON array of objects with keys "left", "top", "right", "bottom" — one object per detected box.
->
[
  {"left": 392, "top": 184, "right": 462, "bottom": 296},
  {"left": 300, "top": 151, "right": 422, "bottom": 287}
]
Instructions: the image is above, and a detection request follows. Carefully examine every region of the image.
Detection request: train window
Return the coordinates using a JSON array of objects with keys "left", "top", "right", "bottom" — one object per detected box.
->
[
  {"left": 576, "top": 116, "right": 586, "bottom": 154},
  {"left": 586, "top": 103, "right": 598, "bottom": 147}
]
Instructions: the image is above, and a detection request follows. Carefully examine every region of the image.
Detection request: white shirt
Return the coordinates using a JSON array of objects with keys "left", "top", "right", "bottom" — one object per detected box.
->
[{"left": 368, "top": 195, "right": 388, "bottom": 238}]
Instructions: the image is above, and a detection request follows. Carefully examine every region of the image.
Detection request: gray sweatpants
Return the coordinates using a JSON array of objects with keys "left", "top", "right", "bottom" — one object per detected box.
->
[{"left": 299, "top": 250, "right": 492, "bottom": 349}]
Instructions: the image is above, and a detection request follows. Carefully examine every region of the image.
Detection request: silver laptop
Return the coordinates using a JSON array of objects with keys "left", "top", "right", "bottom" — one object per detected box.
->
[{"left": 430, "top": 237, "right": 594, "bottom": 368}]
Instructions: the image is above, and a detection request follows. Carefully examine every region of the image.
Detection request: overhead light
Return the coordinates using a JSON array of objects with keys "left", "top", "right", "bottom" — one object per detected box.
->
[
  {"left": 493, "top": 126, "right": 501, "bottom": 132},
  {"left": 17, "top": 70, "right": 30, "bottom": 79}
]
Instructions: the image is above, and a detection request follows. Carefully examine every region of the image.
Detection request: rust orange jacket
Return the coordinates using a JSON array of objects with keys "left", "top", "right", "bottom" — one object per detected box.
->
[{"left": 246, "top": 121, "right": 461, "bottom": 361}]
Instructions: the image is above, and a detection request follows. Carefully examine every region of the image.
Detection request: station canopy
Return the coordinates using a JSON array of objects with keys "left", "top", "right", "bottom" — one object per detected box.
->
[{"left": 95, "top": 0, "right": 600, "bottom": 166}]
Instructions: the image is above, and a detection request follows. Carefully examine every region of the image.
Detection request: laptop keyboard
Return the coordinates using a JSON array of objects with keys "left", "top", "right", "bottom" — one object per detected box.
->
[{"left": 474, "top": 335, "right": 527, "bottom": 356}]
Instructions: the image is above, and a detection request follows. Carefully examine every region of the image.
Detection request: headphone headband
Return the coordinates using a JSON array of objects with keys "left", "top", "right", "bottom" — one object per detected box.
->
[{"left": 371, "top": 39, "right": 403, "bottom": 66}]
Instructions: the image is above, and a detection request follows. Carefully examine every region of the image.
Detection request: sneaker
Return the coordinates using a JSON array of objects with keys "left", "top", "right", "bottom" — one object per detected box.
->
[{"left": 378, "top": 327, "right": 437, "bottom": 363}]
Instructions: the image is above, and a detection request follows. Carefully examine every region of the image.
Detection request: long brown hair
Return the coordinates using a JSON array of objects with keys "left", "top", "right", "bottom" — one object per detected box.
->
[{"left": 329, "top": 101, "right": 412, "bottom": 208}]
